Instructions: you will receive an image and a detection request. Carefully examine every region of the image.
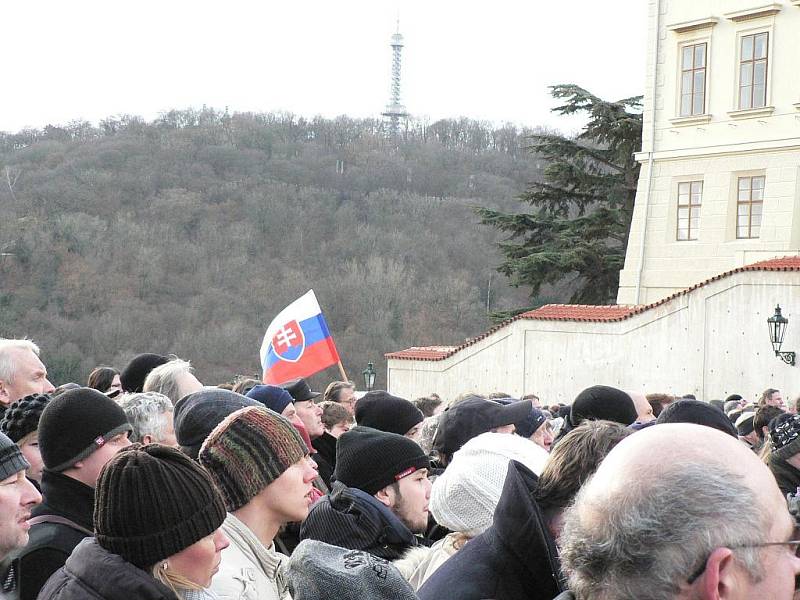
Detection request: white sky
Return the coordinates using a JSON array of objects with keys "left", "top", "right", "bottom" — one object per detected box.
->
[{"left": 2, "top": 1, "right": 648, "bottom": 136}]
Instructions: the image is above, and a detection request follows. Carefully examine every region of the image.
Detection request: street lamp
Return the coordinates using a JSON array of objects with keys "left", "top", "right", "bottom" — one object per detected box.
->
[
  {"left": 767, "top": 305, "right": 796, "bottom": 366},
  {"left": 362, "top": 362, "right": 376, "bottom": 391}
]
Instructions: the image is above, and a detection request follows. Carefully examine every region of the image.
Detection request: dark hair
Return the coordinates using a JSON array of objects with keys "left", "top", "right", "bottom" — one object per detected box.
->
[
  {"left": 535, "top": 420, "right": 632, "bottom": 512},
  {"left": 413, "top": 396, "right": 443, "bottom": 418},
  {"left": 320, "top": 401, "right": 352, "bottom": 429},
  {"left": 323, "top": 381, "right": 355, "bottom": 404},
  {"left": 87, "top": 367, "right": 119, "bottom": 393},
  {"left": 232, "top": 377, "right": 261, "bottom": 396},
  {"left": 754, "top": 405, "right": 785, "bottom": 440},
  {"left": 759, "top": 388, "right": 780, "bottom": 406},
  {"left": 646, "top": 393, "right": 675, "bottom": 418}
]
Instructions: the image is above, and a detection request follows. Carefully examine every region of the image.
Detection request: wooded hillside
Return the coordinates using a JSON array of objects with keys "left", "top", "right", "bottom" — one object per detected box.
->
[{"left": 0, "top": 109, "right": 545, "bottom": 389}]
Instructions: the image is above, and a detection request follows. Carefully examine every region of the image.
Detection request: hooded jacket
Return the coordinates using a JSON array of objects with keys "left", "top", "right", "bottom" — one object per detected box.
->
[
  {"left": 299, "top": 481, "right": 419, "bottom": 560},
  {"left": 417, "top": 461, "right": 565, "bottom": 600},
  {"left": 36, "top": 538, "right": 177, "bottom": 600}
]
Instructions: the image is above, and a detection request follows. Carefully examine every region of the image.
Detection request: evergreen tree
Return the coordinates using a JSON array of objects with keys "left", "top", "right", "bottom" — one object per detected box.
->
[{"left": 477, "top": 85, "right": 643, "bottom": 305}]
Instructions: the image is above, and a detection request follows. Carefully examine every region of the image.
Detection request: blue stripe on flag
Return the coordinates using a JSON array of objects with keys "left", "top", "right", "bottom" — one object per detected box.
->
[{"left": 264, "top": 314, "right": 333, "bottom": 369}]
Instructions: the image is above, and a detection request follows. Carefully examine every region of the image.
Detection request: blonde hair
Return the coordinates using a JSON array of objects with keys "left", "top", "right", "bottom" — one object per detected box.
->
[{"left": 151, "top": 562, "right": 203, "bottom": 597}]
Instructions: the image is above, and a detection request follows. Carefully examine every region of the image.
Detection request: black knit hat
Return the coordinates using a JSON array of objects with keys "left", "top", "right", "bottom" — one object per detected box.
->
[
  {"left": 39, "top": 388, "right": 132, "bottom": 472},
  {"left": 94, "top": 443, "right": 226, "bottom": 569},
  {"left": 120, "top": 353, "right": 169, "bottom": 393},
  {"left": 656, "top": 399, "right": 738, "bottom": 438},
  {"left": 355, "top": 391, "right": 423, "bottom": 437},
  {"left": 173, "top": 388, "right": 260, "bottom": 459},
  {"left": 433, "top": 397, "right": 532, "bottom": 458},
  {"left": 570, "top": 386, "right": 637, "bottom": 428},
  {"left": 335, "top": 426, "right": 429, "bottom": 496},
  {"left": 0, "top": 393, "right": 51, "bottom": 443},
  {"left": 0, "top": 431, "right": 29, "bottom": 481}
]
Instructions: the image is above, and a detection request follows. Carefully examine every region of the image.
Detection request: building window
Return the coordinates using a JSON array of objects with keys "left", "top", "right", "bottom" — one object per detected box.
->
[
  {"left": 680, "top": 43, "right": 707, "bottom": 116},
  {"left": 736, "top": 175, "right": 764, "bottom": 239},
  {"left": 739, "top": 32, "right": 768, "bottom": 110},
  {"left": 677, "top": 181, "right": 702, "bottom": 240}
]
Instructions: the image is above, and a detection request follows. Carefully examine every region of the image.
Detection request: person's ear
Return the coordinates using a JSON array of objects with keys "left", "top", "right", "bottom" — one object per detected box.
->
[
  {"left": 72, "top": 460, "right": 85, "bottom": 470},
  {"left": 700, "top": 547, "right": 737, "bottom": 600},
  {"left": 0, "top": 380, "right": 10, "bottom": 404},
  {"left": 374, "top": 485, "right": 395, "bottom": 508},
  {"left": 141, "top": 434, "right": 153, "bottom": 445}
]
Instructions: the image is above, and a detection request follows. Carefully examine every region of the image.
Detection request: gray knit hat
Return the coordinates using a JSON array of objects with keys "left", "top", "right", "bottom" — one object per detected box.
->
[
  {"left": 199, "top": 406, "right": 308, "bottom": 511},
  {"left": 0, "top": 431, "right": 29, "bottom": 481},
  {"left": 286, "top": 540, "right": 417, "bottom": 600}
]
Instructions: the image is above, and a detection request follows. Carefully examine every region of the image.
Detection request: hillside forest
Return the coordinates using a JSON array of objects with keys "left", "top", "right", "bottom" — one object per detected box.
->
[{"left": 0, "top": 109, "right": 553, "bottom": 390}]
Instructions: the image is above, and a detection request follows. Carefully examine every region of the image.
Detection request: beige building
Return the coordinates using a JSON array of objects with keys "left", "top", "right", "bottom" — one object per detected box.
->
[
  {"left": 617, "top": 0, "right": 800, "bottom": 305},
  {"left": 386, "top": 1, "right": 800, "bottom": 402}
]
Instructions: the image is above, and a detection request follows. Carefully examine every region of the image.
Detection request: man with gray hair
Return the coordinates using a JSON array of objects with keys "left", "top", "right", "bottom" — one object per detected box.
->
[
  {"left": 142, "top": 357, "right": 202, "bottom": 404},
  {"left": 0, "top": 339, "right": 55, "bottom": 416},
  {"left": 556, "top": 423, "right": 800, "bottom": 600},
  {"left": 116, "top": 391, "right": 178, "bottom": 446}
]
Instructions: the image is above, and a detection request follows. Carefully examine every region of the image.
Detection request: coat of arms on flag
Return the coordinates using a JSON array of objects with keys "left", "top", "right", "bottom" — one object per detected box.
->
[
  {"left": 260, "top": 290, "right": 341, "bottom": 384},
  {"left": 271, "top": 319, "right": 305, "bottom": 362}
]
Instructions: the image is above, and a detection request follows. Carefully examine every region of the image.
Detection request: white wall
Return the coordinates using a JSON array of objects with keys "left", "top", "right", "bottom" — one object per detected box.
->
[{"left": 388, "top": 270, "right": 800, "bottom": 404}]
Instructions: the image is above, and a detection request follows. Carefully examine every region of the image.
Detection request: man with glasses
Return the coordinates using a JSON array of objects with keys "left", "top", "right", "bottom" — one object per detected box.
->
[
  {"left": 556, "top": 423, "right": 800, "bottom": 600},
  {"left": 323, "top": 380, "right": 357, "bottom": 417}
]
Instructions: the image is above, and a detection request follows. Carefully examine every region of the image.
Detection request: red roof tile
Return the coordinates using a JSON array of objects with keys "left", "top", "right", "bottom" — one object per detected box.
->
[
  {"left": 386, "top": 255, "right": 800, "bottom": 361},
  {"left": 384, "top": 346, "right": 458, "bottom": 361},
  {"left": 520, "top": 304, "right": 637, "bottom": 322}
]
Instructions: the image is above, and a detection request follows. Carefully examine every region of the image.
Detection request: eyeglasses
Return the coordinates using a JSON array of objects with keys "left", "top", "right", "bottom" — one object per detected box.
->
[{"left": 687, "top": 539, "right": 800, "bottom": 584}]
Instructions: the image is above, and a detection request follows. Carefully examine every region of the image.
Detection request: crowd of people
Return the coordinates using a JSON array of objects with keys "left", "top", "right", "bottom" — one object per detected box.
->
[{"left": 0, "top": 337, "right": 799, "bottom": 599}]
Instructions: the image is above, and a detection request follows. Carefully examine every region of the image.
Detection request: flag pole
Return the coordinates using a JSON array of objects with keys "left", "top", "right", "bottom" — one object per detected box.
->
[{"left": 337, "top": 361, "right": 349, "bottom": 382}]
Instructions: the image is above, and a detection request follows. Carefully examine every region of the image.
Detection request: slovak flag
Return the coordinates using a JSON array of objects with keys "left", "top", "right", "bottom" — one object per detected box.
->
[{"left": 260, "top": 290, "right": 341, "bottom": 384}]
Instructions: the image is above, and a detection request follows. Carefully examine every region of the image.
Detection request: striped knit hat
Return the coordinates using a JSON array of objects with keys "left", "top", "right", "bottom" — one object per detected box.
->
[{"left": 199, "top": 406, "right": 309, "bottom": 511}]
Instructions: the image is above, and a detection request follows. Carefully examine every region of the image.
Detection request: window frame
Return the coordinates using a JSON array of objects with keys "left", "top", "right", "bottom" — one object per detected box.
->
[
  {"left": 735, "top": 175, "right": 765, "bottom": 239},
  {"left": 676, "top": 180, "right": 703, "bottom": 241},
  {"left": 731, "top": 25, "right": 774, "bottom": 115},
  {"left": 672, "top": 32, "right": 714, "bottom": 123},
  {"left": 679, "top": 42, "right": 708, "bottom": 117},
  {"left": 738, "top": 31, "right": 769, "bottom": 110}
]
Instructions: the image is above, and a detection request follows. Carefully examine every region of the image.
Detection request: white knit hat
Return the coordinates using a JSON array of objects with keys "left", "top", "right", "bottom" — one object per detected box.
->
[{"left": 429, "top": 432, "right": 549, "bottom": 537}]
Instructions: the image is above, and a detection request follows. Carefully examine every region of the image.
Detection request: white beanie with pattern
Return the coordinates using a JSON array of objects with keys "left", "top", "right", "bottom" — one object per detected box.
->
[{"left": 429, "top": 431, "right": 549, "bottom": 537}]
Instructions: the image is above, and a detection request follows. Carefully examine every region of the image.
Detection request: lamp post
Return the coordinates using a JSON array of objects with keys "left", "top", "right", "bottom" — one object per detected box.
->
[
  {"left": 362, "top": 362, "right": 376, "bottom": 391},
  {"left": 767, "top": 305, "right": 796, "bottom": 366}
]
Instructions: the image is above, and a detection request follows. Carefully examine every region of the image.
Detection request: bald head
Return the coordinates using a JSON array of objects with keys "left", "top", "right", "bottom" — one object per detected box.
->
[
  {"left": 589, "top": 423, "right": 774, "bottom": 494},
  {"left": 561, "top": 423, "right": 796, "bottom": 600}
]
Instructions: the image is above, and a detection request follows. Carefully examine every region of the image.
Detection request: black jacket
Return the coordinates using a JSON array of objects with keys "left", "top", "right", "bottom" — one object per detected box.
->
[
  {"left": 16, "top": 470, "right": 95, "bottom": 600},
  {"left": 418, "top": 461, "right": 565, "bottom": 600},
  {"left": 313, "top": 432, "right": 337, "bottom": 486},
  {"left": 299, "top": 481, "right": 420, "bottom": 560},
  {"left": 37, "top": 538, "right": 178, "bottom": 600},
  {"left": 768, "top": 452, "right": 800, "bottom": 497}
]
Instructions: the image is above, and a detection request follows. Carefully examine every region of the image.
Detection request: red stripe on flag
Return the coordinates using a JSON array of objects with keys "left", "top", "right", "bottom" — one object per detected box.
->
[{"left": 263, "top": 337, "right": 340, "bottom": 385}]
